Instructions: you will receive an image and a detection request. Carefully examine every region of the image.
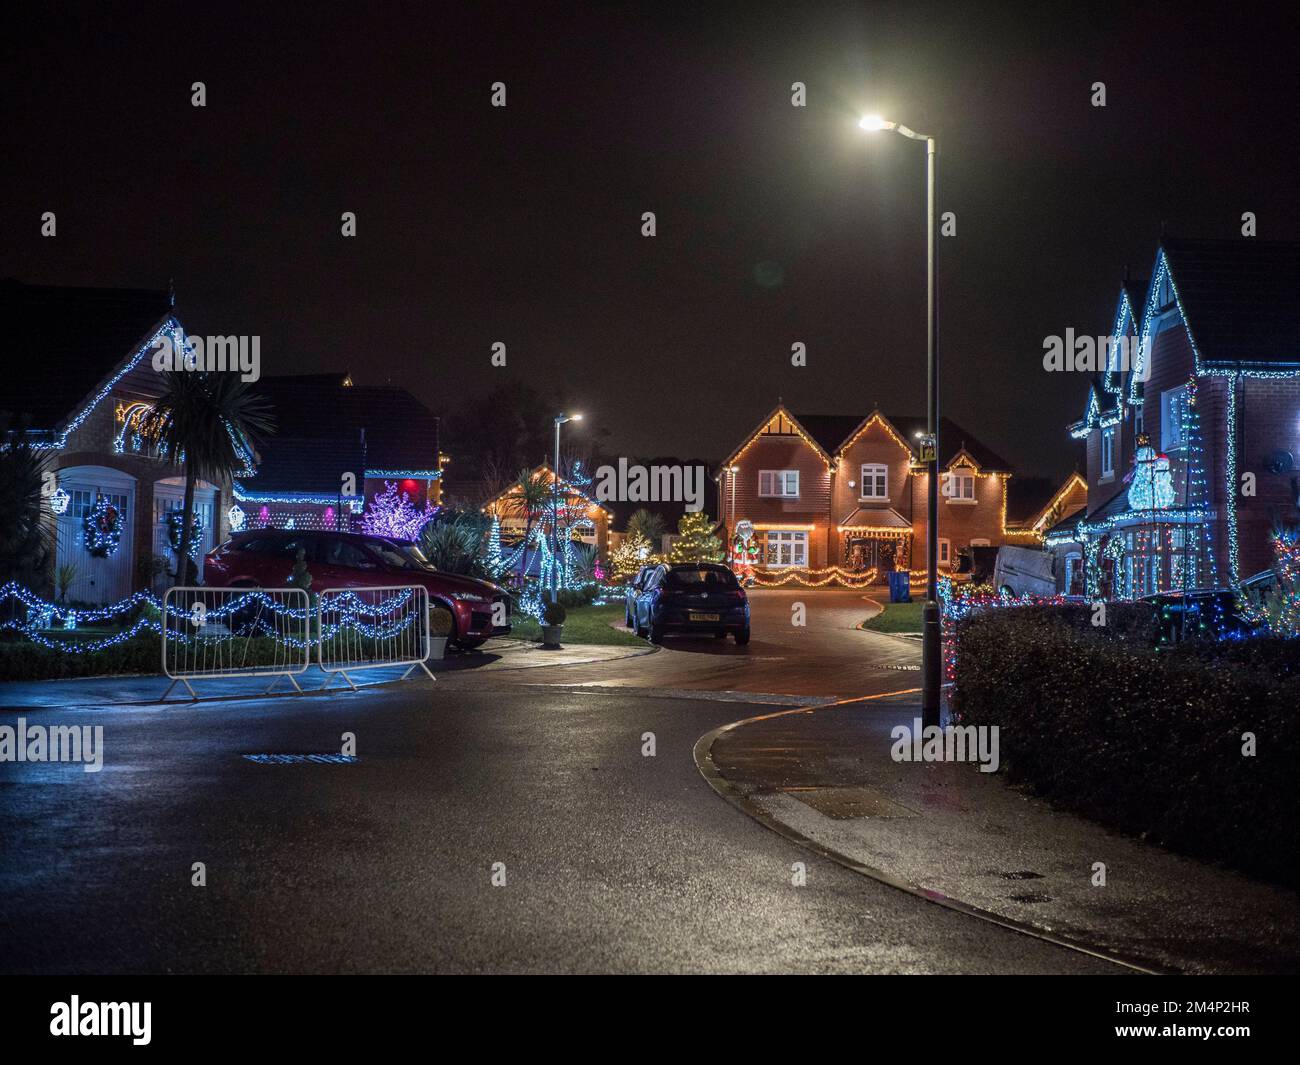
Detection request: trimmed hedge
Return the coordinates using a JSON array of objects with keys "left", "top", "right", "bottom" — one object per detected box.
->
[{"left": 953, "top": 607, "right": 1300, "bottom": 888}]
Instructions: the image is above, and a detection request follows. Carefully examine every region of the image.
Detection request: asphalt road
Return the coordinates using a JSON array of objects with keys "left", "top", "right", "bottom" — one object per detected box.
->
[{"left": 0, "top": 589, "right": 1124, "bottom": 973}]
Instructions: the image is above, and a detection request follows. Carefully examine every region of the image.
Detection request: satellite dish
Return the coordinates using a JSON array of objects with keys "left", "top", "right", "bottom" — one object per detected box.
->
[{"left": 1264, "top": 450, "right": 1294, "bottom": 475}]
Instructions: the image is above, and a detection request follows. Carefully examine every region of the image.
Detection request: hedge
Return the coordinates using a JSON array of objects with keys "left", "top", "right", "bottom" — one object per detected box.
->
[{"left": 952, "top": 607, "right": 1300, "bottom": 888}]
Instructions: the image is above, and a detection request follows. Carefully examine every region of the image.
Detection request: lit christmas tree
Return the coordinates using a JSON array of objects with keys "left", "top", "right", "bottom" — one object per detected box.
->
[
  {"left": 485, "top": 515, "right": 503, "bottom": 578},
  {"left": 611, "top": 531, "right": 653, "bottom": 580},
  {"left": 360, "top": 481, "right": 438, "bottom": 540},
  {"left": 669, "top": 512, "right": 724, "bottom": 563}
]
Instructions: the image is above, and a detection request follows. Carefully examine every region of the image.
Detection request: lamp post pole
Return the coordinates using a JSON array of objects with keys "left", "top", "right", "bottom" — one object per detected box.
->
[{"left": 860, "top": 115, "right": 941, "bottom": 730}]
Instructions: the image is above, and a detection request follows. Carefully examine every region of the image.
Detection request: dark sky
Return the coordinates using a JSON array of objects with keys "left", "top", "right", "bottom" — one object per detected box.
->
[{"left": 4, "top": 1, "right": 1298, "bottom": 480}]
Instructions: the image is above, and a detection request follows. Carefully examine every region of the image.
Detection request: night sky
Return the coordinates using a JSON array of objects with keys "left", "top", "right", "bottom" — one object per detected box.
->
[{"left": 4, "top": 2, "right": 1297, "bottom": 480}]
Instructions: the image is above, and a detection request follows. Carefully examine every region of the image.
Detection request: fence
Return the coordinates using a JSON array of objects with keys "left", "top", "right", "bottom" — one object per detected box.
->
[
  {"left": 316, "top": 585, "right": 435, "bottom": 690},
  {"left": 162, "top": 586, "right": 312, "bottom": 700}
]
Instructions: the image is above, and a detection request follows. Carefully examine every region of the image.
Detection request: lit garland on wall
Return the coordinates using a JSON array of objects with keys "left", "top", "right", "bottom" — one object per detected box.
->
[{"left": 750, "top": 565, "right": 879, "bottom": 589}]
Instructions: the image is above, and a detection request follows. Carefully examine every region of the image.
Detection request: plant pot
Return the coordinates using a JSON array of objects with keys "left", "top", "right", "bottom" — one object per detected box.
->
[
  {"left": 540, "top": 624, "right": 563, "bottom": 649},
  {"left": 428, "top": 636, "right": 449, "bottom": 661}
]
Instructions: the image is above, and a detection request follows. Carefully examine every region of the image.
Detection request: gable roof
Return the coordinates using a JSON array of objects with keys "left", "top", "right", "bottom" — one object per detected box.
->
[
  {"left": 722, "top": 403, "right": 1013, "bottom": 475},
  {"left": 1160, "top": 238, "right": 1300, "bottom": 371},
  {"left": 1, "top": 278, "right": 174, "bottom": 432}
]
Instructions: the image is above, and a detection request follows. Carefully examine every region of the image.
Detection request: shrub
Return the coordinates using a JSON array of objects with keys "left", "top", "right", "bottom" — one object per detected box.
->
[
  {"left": 542, "top": 600, "right": 567, "bottom": 626},
  {"left": 429, "top": 606, "right": 454, "bottom": 638},
  {"left": 952, "top": 607, "right": 1300, "bottom": 887}
]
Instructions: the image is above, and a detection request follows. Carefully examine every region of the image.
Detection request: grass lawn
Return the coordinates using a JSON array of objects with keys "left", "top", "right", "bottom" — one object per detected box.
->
[
  {"left": 861, "top": 599, "right": 925, "bottom": 634},
  {"left": 507, "top": 601, "right": 646, "bottom": 647}
]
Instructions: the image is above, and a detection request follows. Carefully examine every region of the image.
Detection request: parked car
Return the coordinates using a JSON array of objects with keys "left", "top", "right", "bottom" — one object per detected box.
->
[
  {"left": 624, "top": 564, "right": 657, "bottom": 628},
  {"left": 204, "top": 529, "right": 511, "bottom": 650},
  {"left": 629, "top": 562, "right": 750, "bottom": 644}
]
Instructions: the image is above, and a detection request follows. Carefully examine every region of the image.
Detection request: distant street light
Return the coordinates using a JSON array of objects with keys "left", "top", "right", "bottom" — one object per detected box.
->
[
  {"left": 860, "top": 113, "right": 941, "bottom": 730},
  {"left": 552, "top": 413, "right": 583, "bottom": 599}
]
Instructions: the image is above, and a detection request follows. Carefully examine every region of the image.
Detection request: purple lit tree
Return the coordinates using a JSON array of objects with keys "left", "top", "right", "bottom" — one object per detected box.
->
[{"left": 360, "top": 482, "right": 438, "bottom": 540}]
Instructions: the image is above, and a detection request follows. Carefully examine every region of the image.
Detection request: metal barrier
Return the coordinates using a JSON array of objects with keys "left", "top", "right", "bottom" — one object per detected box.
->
[
  {"left": 162, "top": 586, "right": 312, "bottom": 700},
  {"left": 316, "top": 585, "right": 435, "bottom": 690}
]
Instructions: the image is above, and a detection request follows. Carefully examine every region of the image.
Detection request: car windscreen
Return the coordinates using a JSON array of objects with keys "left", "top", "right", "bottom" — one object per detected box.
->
[
  {"left": 371, "top": 541, "right": 434, "bottom": 571},
  {"left": 665, "top": 568, "right": 739, "bottom": 591}
]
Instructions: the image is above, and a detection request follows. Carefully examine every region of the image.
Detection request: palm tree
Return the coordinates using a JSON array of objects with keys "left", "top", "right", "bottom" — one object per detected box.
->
[
  {"left": 506, "top": 467, "right": 553, "bottom": 582},
  {"left": 626, "top": 507, "right": 666, "bottom": 553},
  {"left": 141, "top": 372, "right": 274, "bottom": 585},
  {"left": 0, "top": 416, "right": 54, "bottom": 595}
]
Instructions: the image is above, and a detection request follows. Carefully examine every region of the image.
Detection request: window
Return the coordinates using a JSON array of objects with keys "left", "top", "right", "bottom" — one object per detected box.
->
[
  {"left": 942, "top": 471, "right": 975, "bottom": 502},
  {"left": 758, "top": 470, "right": 799, "bottom": 498},
  {"left": 1134, "top": 401, "right": 1144, "bottom": 438},
  {"left": 666, "top": 567, "right": 740, "bottom": 591},
  {"left": 859, "top": 463, "right": 888, "bottom": 500},
  {"left": 1161, "top": 387, "right": 1189, "bottom": 450},
  {"left": 1100, "top": 426, "right": 1116, "bottom": 480},
  {"left": 764, "top": 530, "right": 808, "bottom": 567},
  {"left": 938, "top": 538, "right": 951, "bottom": 566}
]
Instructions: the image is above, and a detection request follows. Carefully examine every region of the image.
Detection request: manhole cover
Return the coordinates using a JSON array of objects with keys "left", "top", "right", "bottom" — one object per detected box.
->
[{"left": 781, "top": 786, "right": 917, "bottom": 819}]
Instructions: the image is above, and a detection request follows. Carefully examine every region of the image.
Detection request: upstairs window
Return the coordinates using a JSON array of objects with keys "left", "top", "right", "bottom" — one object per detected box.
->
[
  {"left": 942, "top": 471, "right": 975, "bottom": 501},
  {"left": 860, "top": 463, "right": 888, "bottom": 500},
  {"left": 1101, "top": 425, "right": 1116, "bottom": 479},
  {"left": 1161, "top": 387, "right": 1189, "bottom": 451},
  {"left": 758, "top": 470, "right": 799, "bottom": 498}
]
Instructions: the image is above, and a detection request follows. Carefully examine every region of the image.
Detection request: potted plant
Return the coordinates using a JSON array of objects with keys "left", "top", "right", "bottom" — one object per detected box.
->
[
  {"left": 428, "top": 605, "right": 453, "bottom": 660},
  {"left": 540, "top": 599, "right": 566, "bottom": 649}
]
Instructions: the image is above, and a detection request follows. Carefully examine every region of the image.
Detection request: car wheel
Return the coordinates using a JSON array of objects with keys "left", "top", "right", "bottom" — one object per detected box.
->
[
  {"left": 734, "top": 627, "right": 750, "bottom": 645},
  {"left": 625, "top": 608, "right": 634, "bottom": 628},
  {"left": 649, "top": 621, "right": 665, "bottom": 644}
]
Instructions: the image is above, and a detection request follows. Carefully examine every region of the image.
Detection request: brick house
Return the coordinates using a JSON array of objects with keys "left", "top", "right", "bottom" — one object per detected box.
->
[
  {"left": 717, "top": 403, "right": 1066, "bottom": 575},
  {"left": 3, "top": 280, "right": 238, "bottom": 604},
  {"left": 233, "top": 373, "right": 443, "bottom": 532},
  {"left": 1044, "top": 239, "right": 1300, "bottom": 597}
]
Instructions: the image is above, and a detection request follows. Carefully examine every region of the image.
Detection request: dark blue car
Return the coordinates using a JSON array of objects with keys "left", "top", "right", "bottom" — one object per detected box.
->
[{"left": 630, "top": 562, "right": 750, "bottom": 645}]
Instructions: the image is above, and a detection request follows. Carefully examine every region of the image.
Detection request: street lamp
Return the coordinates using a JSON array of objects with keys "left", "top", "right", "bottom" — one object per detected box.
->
[
  {"left": 552, "top": 413, "right": 583, "bottom": 600},
  {"left": 860, "top": 112, "right": 941, "bottom": 730}
]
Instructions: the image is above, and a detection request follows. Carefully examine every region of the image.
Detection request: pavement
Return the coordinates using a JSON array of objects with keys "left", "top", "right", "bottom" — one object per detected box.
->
[
  {"left": 1, "top": 587, "right": 1295, "bottom": 973},
  {"left": 700, "top": 691, "right": 1300, "bottom": 975}
]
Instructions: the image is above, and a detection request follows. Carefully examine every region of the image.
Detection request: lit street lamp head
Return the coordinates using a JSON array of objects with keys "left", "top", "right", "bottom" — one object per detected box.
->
[{"left": 858, "top": 114, "right": 895, "bottom": 131}]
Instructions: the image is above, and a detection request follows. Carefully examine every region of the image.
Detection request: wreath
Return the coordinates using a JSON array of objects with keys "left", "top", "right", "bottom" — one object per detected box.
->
[
  {"left": 84, "top": 495, "right": 125, "bottom": 558},
  {"left": 166, "top": 509, "right": 205, "bottom": 558}
]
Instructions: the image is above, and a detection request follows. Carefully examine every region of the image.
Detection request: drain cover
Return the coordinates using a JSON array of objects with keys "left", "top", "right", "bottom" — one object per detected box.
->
[
  {"left": 781, "top": 786, "right": 917, "bottom": 819},
  {"left": 243, "top": 754, "right": 357, "bottom": 764}
]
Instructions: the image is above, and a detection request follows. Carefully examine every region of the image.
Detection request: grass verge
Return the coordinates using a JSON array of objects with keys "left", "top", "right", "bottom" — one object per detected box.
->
[
  {"left": 507, "top": 602, "right": 646, "bottom": 647},
  {"left": 861, "top": 599, "right": 924, "bottom": 634}
]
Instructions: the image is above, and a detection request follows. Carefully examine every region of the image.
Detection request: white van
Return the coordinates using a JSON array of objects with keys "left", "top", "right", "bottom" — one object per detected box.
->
[{"left": 992, "top": 545, "right": 1057, "bottom": 598}]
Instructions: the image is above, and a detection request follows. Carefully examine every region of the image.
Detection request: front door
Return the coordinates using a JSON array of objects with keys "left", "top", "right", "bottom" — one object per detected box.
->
[{"left": 55, "top": 468, "right": 137, "bottom": 606}]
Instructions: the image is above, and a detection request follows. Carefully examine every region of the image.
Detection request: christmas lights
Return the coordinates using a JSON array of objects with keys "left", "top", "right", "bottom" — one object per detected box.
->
[{"left": 83, "top": 495, "right": 124, "bottom": 557}]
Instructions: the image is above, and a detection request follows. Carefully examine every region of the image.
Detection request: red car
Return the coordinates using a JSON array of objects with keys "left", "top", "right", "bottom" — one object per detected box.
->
[{"left": 203, "top": 529, "right": 511, "bottom": 650}]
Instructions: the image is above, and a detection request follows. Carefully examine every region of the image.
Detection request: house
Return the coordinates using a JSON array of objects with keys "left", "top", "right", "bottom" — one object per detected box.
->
[
  {"left": 1044, "top": 238, "right": 1300, "bottom": 597},
  {"left": 717, "top": 403, "right": 1061, "bottom": 575},
  {"left": 482, "top": 464, "right": 610, "bottom": 576},
  {"left": 233, "top": 373, "right": 443, "bottom": 532},
  {"left": 2, "top": 279, "right": 235, "bottom": 603}
]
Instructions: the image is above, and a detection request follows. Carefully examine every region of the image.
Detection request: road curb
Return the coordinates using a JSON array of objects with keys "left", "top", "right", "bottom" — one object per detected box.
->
[{"left": 692, "top": 692, "right": 1165, "bottom": 975}]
